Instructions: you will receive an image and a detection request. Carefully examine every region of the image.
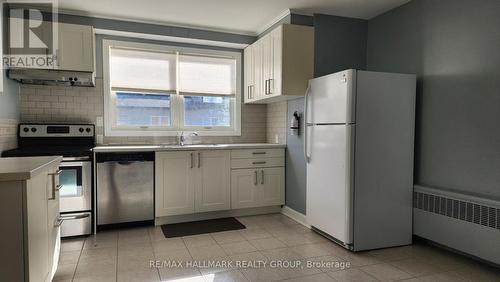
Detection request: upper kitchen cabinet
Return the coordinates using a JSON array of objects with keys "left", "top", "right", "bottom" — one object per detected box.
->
[
  {"left": 57, "top": 23, "right": 95, "bottom": 72},
  {"left": 244, "top": 24, "right": 314, "bottom": 104},
  {"left": 8, "top": 21, "right": 94, "bottom": 72}
]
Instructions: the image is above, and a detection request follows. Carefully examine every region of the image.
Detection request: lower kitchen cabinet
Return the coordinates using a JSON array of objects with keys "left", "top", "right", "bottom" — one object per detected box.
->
[
  {"left": 155, "top": 151, "right": 196, "bottom": 216},
  {"left": 154, "top": 148, "right": 285, "bottom": 218},
  {"left": 231, "top": 169, "right": 261, "bottom": 209},
  {"left": 0, "top": 157, "right": 61, "bottom": 282},
  {"left": 260, "top": 167, "right": 285, "bottom": 206},
  {"left": 231, "top": 167, "right": 285, "bottom": 209},
  {"left": 195, "top": 151, "right": 231, "bottom": 212},
  {"left": 155, "top": 150, "right": 230, "bottom": 216}
]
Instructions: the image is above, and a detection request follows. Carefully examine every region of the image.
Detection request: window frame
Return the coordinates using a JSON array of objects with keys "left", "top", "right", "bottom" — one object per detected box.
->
[{"left": 103, "top": 39, "right": 242, "bottom": 137}]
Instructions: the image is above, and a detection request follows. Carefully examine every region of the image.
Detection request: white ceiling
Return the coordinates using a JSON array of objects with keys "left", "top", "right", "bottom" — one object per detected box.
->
[{"left": 57, "top": 0, "right": 411, "bottom": 35}]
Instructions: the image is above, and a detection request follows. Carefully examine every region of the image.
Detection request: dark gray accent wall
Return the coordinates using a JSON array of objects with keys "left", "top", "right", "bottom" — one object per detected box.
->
[
  {"left": 8, "top": 10, "right": 256, "bottom": 45},
  {"left": 367, "top": 0, "right": 500, "bottom": 199},
  {"left": 290, "top": 14, "right": 314, "bottom": 27},
  {"left": 313, "top": 14, "right": 367, "bottom": 77},
  {"left": 286, "top": 98, "right": 306, "bottom": 214},
  {"left": 285, "top": 13, "right": 369, "bottom": 214},
  {"left": 56, "top": 13, "right": 256, "bottom": 45}
]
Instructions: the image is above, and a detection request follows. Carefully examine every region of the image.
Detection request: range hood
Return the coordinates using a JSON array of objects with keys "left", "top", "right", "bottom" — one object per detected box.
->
[{"left": 8, "top": 69, "right": 95, "bottom": 87}]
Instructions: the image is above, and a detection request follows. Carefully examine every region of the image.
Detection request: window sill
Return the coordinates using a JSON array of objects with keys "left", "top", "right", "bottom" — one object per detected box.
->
[{"left": 104, "top": 129, "right": 242, "bottom": 137}]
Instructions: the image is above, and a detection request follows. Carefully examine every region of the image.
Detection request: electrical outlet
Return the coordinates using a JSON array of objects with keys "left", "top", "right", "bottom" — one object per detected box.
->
[
  {"left": 96, "top": 116, "right": 103, "bottom": 127},
  {"left": 96, "top": 134, "right": 103, "bottom": 144}
]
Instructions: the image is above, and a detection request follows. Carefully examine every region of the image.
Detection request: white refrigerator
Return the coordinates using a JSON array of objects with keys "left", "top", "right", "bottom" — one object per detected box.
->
[{"left": 305, "top": 69, "right": 416, "bottom": 251}]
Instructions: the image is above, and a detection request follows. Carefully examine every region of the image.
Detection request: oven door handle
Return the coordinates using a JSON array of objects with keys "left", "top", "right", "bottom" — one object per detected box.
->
[
  {"left": 55, "top": 213, "right": 90, "bottom": 227},
  {"left": 59, "top": 162, "right": 86, "bottom": 167},
  {"left": 62, "top": 157, "right": 91, "bottom": 161}
]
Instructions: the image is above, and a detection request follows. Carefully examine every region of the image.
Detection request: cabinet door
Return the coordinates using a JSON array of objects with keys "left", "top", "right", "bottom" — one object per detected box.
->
[
  {"left": 57, "top": 23, "right": 94, "bottom": 72},
  {"left": 195, "top": 151, "right": 231, "bottom": 212},
  {"left": 269, "top": 27, "right": 282, "bottom": 97},
  {"left": 253, "top": 40, "right": 264, "bottom": 100},
  {"left": 155, "top": 152, "right": 196, "bottom": 216},
  {"left": 231, "top": 169, "right": 261, "bottom": 209},
  {"left": 244, "top": 46, "right": 254, "bottom": 103},
  {"left": 26, "top": 168, "right": 51, "bottom": 282},
  {"left": 47, "top": 164, "right": 61, "bottom": 281},
  {"left": 261, "top": 35, "right": 273, "bottom": 98},
  {"left": 8, "top": 18, "right": 54, "bottom": 69},
  {"left": 260, "top": 167, "right": 285, "bottom": 206}
]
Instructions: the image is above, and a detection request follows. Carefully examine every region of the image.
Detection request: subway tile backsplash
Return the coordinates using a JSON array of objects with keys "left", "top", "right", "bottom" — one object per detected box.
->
[
  {"left": 19, "top": 79, "right": 269, "bottom": 145},
  {"left": 267, "top": 101, "right": 288, "bottom": 144},
  {"left": 0, "top": 119, "right": 18, "bottom": 153}
]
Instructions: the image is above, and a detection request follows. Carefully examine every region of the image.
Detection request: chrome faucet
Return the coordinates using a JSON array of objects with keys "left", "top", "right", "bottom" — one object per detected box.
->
[{"left": 178, "top": 131, "right": 199, "bottom": 146}]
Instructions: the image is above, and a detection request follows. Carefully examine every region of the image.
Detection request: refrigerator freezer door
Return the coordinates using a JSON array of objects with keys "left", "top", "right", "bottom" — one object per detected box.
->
[
  {"left": 306, "top": 69, "right": 356, "bottom": 125},
  {"left": 306, "top": 124, "right": 354, "bottom": 244}
]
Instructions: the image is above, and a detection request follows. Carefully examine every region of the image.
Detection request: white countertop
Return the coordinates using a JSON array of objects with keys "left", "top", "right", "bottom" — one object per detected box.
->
[
  {"left": 93, "top": 143, "right": 286, "bottom": 153},
  {"left": 0, "top": 156, "right": 63, "bottom": 181}
]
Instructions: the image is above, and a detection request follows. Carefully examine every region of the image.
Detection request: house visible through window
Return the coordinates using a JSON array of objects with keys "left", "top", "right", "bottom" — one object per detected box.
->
[
  {"left": 115, "top": 92, "right": 171, "bottom": 127},
  {"left": 103, "top": 40, "right": 241, "bottom": 136}
]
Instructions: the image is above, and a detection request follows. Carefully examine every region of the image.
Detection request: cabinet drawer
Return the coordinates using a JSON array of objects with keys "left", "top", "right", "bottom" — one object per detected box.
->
[
  {"left": 231, "top": 157, "right": 284, "bottom": 169},
  {"left": 231, "top": 148, "right": 284, "bottom": 159}
]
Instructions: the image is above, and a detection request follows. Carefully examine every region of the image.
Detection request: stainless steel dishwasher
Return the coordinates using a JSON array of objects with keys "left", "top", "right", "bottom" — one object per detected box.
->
[{"left": 96, "top": 152, "right": 154, "bottom": 226}]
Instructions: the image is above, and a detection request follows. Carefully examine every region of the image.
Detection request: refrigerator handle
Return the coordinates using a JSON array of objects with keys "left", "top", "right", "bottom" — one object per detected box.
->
[{"left": 303, "top": 84, "right": 311, "bottom": 163}]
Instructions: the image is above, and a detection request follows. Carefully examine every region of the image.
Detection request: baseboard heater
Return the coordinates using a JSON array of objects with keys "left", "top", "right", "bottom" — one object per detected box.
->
[{"left": 413, "top": 185, "right": 500, "bottom": 265}]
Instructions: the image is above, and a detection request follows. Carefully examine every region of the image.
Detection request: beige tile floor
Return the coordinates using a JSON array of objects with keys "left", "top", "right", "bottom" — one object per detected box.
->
[{"left": 54, "top": 213, "right": 500, "bottom": 282}]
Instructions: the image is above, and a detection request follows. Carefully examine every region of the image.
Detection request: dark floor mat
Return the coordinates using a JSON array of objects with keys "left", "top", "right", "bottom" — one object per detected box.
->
[{"left": 161, "top": 217, "right": 246, "bottom": 238}]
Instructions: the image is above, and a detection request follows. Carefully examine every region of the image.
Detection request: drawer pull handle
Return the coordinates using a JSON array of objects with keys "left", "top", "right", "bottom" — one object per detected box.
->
[
  {"left": 48, "top": 171, "right": 62, "bottom": 201},
  {"left": 54, "top": 213, "right": 90, "bottom": 227},
  {"left": 252, "top": 161, "right": 267, "bottom": 165},
  {"left": 252, "top": 152, "right": 266, "bottom": 155}
]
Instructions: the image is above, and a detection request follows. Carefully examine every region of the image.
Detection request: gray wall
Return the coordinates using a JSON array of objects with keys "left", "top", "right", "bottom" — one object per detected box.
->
[
  {"left": 1, "top": 7, "right": 20, "bottom": 120},
  {"left": 20, "top": 11, "right": 256, "bottom": 45},
  {"left": 284, "top": 14, "right": 369, "bottom": 214},
  {"left": 313, "top": 14, "right": 367, "bottom": 77},
  {"left": 367, "top": 0, "right": 500, "bottom": 199},
  {"left": 286, "top": 98, "right": 306, "bottom": 214},
  {"left": 0, "top": 73, "right": 20, "bottom": 119}
]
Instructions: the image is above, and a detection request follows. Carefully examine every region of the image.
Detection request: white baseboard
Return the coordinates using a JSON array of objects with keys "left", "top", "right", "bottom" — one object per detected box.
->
[{"left": 281, "top": 206, "right": 310, "bottom": 228}]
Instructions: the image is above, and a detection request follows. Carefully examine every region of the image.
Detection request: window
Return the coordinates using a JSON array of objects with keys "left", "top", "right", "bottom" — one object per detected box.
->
[
  {"left": 184, "top": 96, "right": 231, "bottom": 127},
  {"left": 103, "top": 40, "right": 241, "bottom": 136},
  {"left": 115, "top": 92, "right": 171, "bottom": 127}
]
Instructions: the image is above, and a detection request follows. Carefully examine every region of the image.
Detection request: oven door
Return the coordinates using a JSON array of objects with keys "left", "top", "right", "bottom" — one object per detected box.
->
[{"left": 59, "top": 161, "right": 91, "bottom": 212}]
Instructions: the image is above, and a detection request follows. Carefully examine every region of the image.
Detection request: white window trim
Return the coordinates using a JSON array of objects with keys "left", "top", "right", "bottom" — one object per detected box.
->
[{"left": 103, "top": 39, "right": 242, "bottom": 137}]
